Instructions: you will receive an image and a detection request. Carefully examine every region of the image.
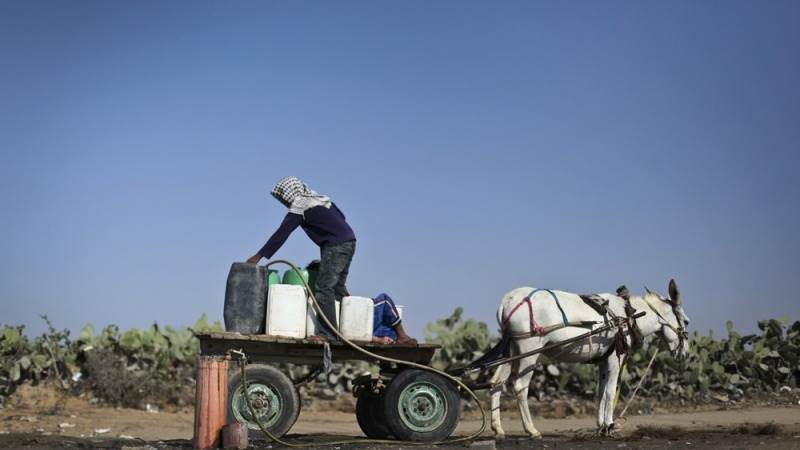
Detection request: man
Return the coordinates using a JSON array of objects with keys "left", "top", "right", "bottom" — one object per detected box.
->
[
  {"left": 371, "top": 293, "right": 418, "bottom": 345},
  {"left": 247, "top": 176, "right": 355, "bottom": 342}
]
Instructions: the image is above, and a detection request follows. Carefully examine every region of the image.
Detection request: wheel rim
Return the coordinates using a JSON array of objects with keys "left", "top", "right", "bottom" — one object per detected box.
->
[
  {"left": 397, "top": 381, "right": 447, "bottom": 433},
  {"left": 232, "top": 382, "right": 282, "bottom": 430}
]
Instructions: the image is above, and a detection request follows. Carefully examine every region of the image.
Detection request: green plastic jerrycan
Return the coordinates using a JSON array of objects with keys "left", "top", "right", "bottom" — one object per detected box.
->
[
  {"left": 282, "top": 268, "right": 309, "bottom": 286},
  {"left": 267, "top": 270, "right": 280, "bottom": 286}
]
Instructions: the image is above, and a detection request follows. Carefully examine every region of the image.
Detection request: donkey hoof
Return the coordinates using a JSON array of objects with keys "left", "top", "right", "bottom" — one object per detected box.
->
[
  {"left": 597, "top": 424, "right": 617, "bottom": 437},
  {"left": 528, "top": 430, "right": 543, "bottom": 439},
  {"left": 494, "top": 433, "right": 506, "bottom": 442}
]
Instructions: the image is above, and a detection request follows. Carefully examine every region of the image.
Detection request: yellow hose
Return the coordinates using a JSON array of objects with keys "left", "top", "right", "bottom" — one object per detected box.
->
[{"left": 234, "top": 259, "right": 488, "bottom": 447}]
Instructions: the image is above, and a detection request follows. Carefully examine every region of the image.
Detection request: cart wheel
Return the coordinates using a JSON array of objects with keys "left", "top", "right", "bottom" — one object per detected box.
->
[
  {"left": 227, "top": 364, "right": 300, "bottom": 438},
  {"left": 382, "top": 369, "right": 460, "bottom": 442},
  {"left": 356, "top": 394, "right": 393, "bottom": 439}
]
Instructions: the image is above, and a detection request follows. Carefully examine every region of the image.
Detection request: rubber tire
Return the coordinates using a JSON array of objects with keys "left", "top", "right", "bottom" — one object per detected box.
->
[
  {"left": 356, "top": 394, "right": 393, "bottom": 439},
  {"left": 227, "top": 364, "right": 300, "bottom": 439},
  {"left": 382, "top": 369, "right": 460, "bottom": 442}
]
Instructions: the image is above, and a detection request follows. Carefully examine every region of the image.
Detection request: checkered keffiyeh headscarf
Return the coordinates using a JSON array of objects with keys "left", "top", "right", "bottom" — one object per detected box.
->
[{"left": 271, "top": 176, "right": 332, "bottom": 215}]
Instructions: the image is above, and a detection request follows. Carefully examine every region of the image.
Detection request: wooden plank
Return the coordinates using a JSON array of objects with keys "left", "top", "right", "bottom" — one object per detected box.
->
[
  {"left": 196, "top": 331, "right": 439, "bottom": 349},
  {"left": 196, "top": 332, "right": 439, "bottom": 365}
]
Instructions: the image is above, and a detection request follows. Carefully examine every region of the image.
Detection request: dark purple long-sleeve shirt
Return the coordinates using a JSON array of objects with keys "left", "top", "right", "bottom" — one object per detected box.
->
[{"left": 258, "top": 203, "right": 356, "bottom": 259}]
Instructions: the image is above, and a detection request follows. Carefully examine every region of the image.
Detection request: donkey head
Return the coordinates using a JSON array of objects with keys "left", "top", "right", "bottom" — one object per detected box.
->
[{"left": 645, "top": 279, "right": 690, "bottom": 359}]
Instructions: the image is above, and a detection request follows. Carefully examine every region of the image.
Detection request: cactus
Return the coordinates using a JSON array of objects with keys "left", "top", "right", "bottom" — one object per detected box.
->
[{"left": 1, "top": 312, "right": 797, "bottom": 408}]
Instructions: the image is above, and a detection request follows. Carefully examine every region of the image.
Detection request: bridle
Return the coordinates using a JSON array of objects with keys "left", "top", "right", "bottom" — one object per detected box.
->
[{"left": 643, "top": 296, "right": 688, "bottom": 357}]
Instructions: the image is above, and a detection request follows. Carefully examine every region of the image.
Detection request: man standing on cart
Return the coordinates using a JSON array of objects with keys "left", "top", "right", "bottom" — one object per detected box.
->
[{"left": 247, "top": 176, "right": 356, "bottom": 343}]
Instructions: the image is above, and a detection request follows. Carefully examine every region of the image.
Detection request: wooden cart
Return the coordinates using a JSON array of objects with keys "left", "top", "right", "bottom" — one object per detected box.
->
[{"left": 196, "top": 332, "right": 459, "bottom": 442}]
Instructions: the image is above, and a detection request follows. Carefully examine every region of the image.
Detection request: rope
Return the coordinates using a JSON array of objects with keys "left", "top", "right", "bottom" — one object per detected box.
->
[
  {"left": 231, "top": 259, "right": 488, "bottom": 447},
  {"left": 529, "top": 289, "right": 569, "bottom": 327},
  {"left": 617, "top": 350, "right": 658, "bottom": 420}
]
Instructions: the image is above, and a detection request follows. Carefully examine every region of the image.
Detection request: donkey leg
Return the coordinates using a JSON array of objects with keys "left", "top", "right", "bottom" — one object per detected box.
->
[
  {"left": 513, "top": 354, "right": 542, "bottom": 439},
  {"left": 597, "top": 355, "right": 624, "bottom": 435},
  {"left": 603, "top": 355, "right": 625, "bottom": 432},
  {"left": 596, "top": 358, "right": 609, "bottom": 432},
  {"left": 489, "top": 363, "right": 511, "bottom": 439}
]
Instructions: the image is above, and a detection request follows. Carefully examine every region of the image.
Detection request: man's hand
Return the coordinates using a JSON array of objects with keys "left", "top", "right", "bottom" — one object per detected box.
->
[{"left": 246, "top": 254, "right": 262, "bottom": 264}]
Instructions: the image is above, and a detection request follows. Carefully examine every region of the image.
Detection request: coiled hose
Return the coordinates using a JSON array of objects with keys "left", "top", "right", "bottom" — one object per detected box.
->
[{"left": 233, "top": 259, "right": 487, "bottom": 447}]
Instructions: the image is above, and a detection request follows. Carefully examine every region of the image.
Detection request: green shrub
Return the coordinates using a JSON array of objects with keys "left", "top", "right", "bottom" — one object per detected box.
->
[{"left": 0, "top": 315, "right": 221, "bottom": 408}]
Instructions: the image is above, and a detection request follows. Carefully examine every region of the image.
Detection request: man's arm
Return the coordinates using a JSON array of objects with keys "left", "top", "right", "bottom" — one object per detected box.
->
[{"left": 246, "top": 213, "right": 302, "bottom": 263}]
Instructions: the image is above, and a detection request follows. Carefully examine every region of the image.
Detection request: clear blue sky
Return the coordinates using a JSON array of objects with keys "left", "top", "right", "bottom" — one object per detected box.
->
[{"left": 1, "top": 1, "right": 798, "bottom": 339}]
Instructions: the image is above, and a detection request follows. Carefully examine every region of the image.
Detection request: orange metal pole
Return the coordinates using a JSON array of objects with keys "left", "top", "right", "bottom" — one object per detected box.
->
[{"left": 193, "top": 356, "right": 229, "bottom": 449}]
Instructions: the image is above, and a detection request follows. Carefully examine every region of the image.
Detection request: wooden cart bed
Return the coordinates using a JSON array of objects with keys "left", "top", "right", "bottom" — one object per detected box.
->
[{"left": 196, "top": 331, "right": 440, "bottom": 365}]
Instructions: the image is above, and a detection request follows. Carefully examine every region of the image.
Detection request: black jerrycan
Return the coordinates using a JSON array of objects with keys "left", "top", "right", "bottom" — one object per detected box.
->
[{"left": 223, "top": 262, "right": 267, "bottom": 334}]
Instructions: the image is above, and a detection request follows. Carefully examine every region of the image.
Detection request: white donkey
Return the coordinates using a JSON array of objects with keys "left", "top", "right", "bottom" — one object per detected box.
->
[{"left": 489, "top": 279, "right": 690, "bottom": 439}]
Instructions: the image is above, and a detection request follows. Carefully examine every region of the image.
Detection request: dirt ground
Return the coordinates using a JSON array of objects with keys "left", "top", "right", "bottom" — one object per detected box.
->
[{"left": 1, "top": 385, "right": 799, "bottom": 449}]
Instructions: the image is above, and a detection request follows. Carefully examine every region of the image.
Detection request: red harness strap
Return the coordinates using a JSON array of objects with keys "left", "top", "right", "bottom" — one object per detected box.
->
[{"left": 501, "top": 296, "right": 546, "bottom": 336}]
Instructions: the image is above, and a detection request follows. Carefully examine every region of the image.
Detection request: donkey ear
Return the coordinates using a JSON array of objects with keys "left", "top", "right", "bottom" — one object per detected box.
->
[
  {"left": 644, "top": 285, "right": 654, "bottom": 296},
  {"left": 668, "top": 279, "right": 681, "bottom": 305}
]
